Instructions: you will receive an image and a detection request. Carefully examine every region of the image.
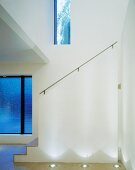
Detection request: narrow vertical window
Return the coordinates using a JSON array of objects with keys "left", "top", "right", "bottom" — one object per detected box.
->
[{"left": 54, "top": 0, "right": 71, "bottom": 45}]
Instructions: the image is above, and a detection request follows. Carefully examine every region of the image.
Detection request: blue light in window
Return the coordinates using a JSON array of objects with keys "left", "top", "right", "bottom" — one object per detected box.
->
[
  {"left": 24, "top": 77, "right": 32, "bottom": 134},
  {"left": 0, "top": 78, "right": 21, "bottom": 133},
  {"left": 0, "top": 77, "right": 32, "bottom": 134},
  {"left": 54, "top": 0, "right": 71, "bottom": 45}
]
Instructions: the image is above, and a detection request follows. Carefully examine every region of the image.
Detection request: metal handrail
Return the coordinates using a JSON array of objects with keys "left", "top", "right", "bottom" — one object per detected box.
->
[{"left": 40, "top": 41, "right": 117, "bottom": 94}]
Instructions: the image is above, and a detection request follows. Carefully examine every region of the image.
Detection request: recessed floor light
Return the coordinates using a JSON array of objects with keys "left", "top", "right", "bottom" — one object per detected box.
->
[
  {"left": 114, "top": 164, "right": 121, "bottom": 168},
  {"left": 81, "top": 164, "right": 89, "bottom": 168},
  {"left": 49, "top": 163, "right": 56, "bottom": 168}
]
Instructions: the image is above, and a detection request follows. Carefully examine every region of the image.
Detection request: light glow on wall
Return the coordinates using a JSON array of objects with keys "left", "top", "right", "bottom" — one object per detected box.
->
[
  {"left": 39, "top": 49, "right": 118, "bottom": 162},
  {"left": 45, "top": 150, "right": 66, "bottom": 159},
  {"left": 74, "top": 148, "right": 93, "bottom": 158}
]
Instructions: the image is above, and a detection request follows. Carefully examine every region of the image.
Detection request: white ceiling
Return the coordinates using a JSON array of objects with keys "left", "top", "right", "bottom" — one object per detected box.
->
[
  {"left": 0, "top": 18, "right": 43, "bottom": 63},
  {"left": 0, "top": 4, "right": 48, "bottom": 64},
  {"left": 0, "top": 0, "right": 129, "bottom": 64}
]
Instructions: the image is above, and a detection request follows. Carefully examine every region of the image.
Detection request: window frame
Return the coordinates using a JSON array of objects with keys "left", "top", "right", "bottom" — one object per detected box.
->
[
  {"left": 54, "top": 0, "right": 57, "bottom": 44},
  {"left": 0, "top": 75, "right": 32, "bottom": 135}
]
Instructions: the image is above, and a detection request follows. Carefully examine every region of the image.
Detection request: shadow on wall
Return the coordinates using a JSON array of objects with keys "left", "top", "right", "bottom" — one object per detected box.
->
[
  {"left": 125, "top": 160, "right": 133, "bottom": 170},
  {"left": 27, "top": 138, "right": 38, "bottom": 147}
]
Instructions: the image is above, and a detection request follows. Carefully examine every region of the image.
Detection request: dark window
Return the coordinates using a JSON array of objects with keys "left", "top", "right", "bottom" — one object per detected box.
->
[
  {"left": 0, "top": 76, "right": 32, "bottom": 134},
  {"left": 24, "top": 77, "right": 32, "bottom": 134},
  {"left": 54, "top": 0, "right": 71, "bottom": 45}
]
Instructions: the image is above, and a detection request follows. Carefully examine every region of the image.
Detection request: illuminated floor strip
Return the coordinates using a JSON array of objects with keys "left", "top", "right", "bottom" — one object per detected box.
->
[{"left": 15, "top": 162, "right": 126, "bottom": 170}]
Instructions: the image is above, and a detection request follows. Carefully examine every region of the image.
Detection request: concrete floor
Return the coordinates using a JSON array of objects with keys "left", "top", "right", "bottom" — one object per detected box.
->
[
  {"left": 0, "top": 145, "right": 126, "bottom": 170},
  {"left": 15, "top": 162, "right": 126, "bottom": 170}
]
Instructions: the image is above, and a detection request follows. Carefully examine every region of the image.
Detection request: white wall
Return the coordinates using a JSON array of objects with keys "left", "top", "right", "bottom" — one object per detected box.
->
[
  {"left": 0, "top": 0, "right": 129, "bottom": 162},
  {"left": 38, "top": 48, "right": 118, "bottom": 163},
  {"left": 0, "top": 0, "right": 129, "bottom": 62},
  {"left": 15, "top": 46, "right": 119, "bottom": 163},
  {"left": 121, "top": 0, "right": 135, "bottom": 169}
]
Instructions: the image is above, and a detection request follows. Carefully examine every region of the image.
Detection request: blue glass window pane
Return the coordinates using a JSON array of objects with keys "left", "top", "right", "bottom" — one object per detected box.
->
[
  {"left": 55, "top": 0, "right": 71, "bottom": 44},
  {"left": 0, "top": 78, "right": 21, "bottom": 133},
  {"left": 24, "top": 77, "right": 32, "bottom": 133}
]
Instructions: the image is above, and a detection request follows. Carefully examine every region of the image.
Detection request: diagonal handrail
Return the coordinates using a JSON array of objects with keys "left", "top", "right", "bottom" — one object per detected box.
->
[{"left": 40, "top": 41, "right": 117, "bottom": 94}]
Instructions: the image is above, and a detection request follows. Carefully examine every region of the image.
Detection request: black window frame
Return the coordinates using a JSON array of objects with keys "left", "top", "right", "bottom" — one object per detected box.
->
[{"left": 0, "top": 75, "right": 32, "bottom": 135}]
